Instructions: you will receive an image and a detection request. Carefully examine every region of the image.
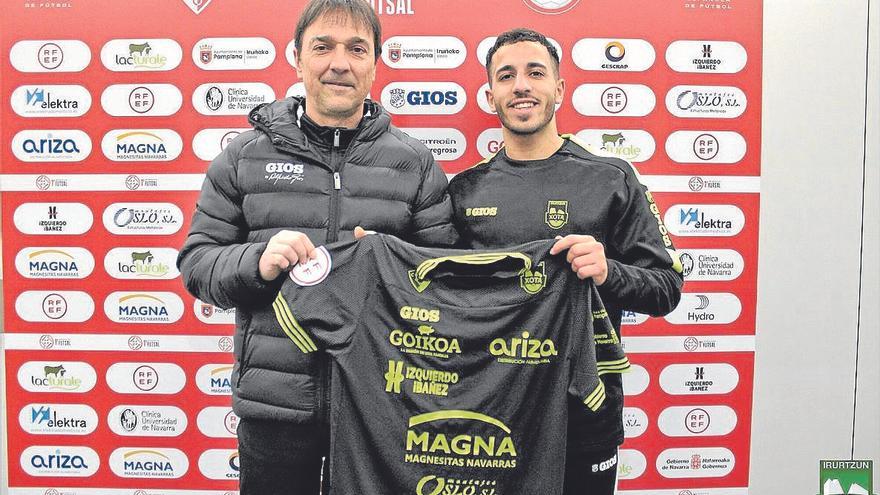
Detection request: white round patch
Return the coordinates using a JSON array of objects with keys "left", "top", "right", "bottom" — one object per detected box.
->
[{"left": 289, "top": 246, "right": 332, "bottom": 286}]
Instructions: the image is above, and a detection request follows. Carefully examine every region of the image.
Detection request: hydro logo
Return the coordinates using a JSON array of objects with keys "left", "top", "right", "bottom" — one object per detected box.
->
[
  {"left": 193, "top": 37, "right": 276, "bottom": 71},
  {"left": 398, "top": 128, "right": 466, "bottom": 161},
  {"left": 17, "top": 361, "right": 97, "bottom": 394},
  {"left": 476, "top": 128, "right": 505, "bottom": 158},
  {"left": 106, "top": 362, "right": 187, "bottom": 395},
  {"left": 195, "top": 364, "right": 234, "bottom": 395},
  {"left": 194, "top": 299, "right": 236, "bottom": 324},
  {"left": 10, "top": 40, "right": 91, "bottom": 72},
  {"left": 381, "top": 36, "right": 466, "bottom": 69},
  {"left": 104, "top": 248, "right": 180, "bottom": 280},
  {"left": 12, "top": 130, "right": 92, "bottom": 162},
  {"left": 109, "top": 447, "right": 189, "bottom": 478},
  {"left": 103, "top": 202, "right": 184, "bottom": 235},
  {"left": 575, "top": 129, "right": 656, "bottom": 162},
  {"left": 622, "top": 407, "right": 649, "bottom": 438},
  {"left": 666, "top": 40, "right": 747, "bottom": 74},
  {"left": 659, "top": 363, "right": 739, "bottom": 395},
  {"left": 107, "top": 405, "right": 188, "bottom": 437},
  {"left": 571, "top": 39, "right": 655, "bottom": 72},
  {"left": 100, "top": 39, "right": 183, "bottom": 72},
  {"left": 19, "top": 403, "right": 99, "bottom": 435},
  {"left": 476, "top": 36, "right": 562, "bottom": 67},
  {"left": 380, "top": 82, "right": 466, "bottom": 115},
  {"left": 572, "top": 84, "right": 656, "bottom": 117},
  {"left": 664, "top": 204, "right": 745, "bottom": 237},
  {"left": 21, "top": 446, "right": 100, "bottom": 477},
  {"left": 15, "top": 247, "right": 95, "bottom": 279},
  {"left": 665, "top": 130, "right": 746, "bottom": 164},
  {"left": 192, "top": 82, "right": 275, "bottom": 115},
  {"left": 656, "top": 447, "right": 735, "bottom": 478},
  {"left": 666, "top": 85, "right": 747, "bottom": 118},
  {"left": 192, "top": 128, "right": 249, "bottom": 161},
  {"left": 197, "top": 407, "right": 239, "bottom": 438},
  {"left": 198, "top": 449, "right": 240, "bottom": 480},
  {"left": 11, "top": 85, "right": 91, "bottom": 117},
  {"left": 616, "top": 449, "right": 647, "bottom": 480},
  {"left": 14, "top": 202, "right": 93, "bottom": 235},
  {"left": 104, "top": 291, "right": 184, "bottom": 324},
  {"left": 15, "top": 291, "right": 95, "bottom": 323},
  {"left": 101, "top": 84, "right": 182, "bottom": 117},
  {"left": 658, "top": 405, "right": 737, "bottom": 437},
  {"left": 664, "top": 292, "right": 742, "bottom": 325},
  {"left": 621, "top": 364, "right": 650, "bottom": 396},
  {"left": 102, "top": 129, "right": 183, "bottom": 162}
]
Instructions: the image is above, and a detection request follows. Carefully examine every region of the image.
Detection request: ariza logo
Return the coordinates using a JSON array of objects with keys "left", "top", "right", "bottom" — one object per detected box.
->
[
  {"left": 819, "top": 460, "right": 875, "bottom": 495},
  {"left": 405, "top": 410, "right": 517, "bottom": 469},
  {"left": 490, "top": 331, "right": 558, "bottom": 365},
  {"left": 384, "top": 360, "right": 459, "bottom": 397},
  {"left": 465, "top": 206, "right": 497, "bottom": 217},
  {"left": 545, "top": 200, "right": 568, "bottom": 229},
  {"left": 389, "top": 324, "right": 461, "bottom": 359},
  {"left": 519, "top": 262, "right": 546, "bottom": 294}
]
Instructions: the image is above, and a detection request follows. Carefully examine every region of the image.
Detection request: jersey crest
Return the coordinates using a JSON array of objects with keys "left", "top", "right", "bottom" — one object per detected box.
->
[
  {"left": 545, "top": 200, "right": 569, "bottom": 230},
  {"left": 519, "top": 261, "right": 547, "bottom": 295}
]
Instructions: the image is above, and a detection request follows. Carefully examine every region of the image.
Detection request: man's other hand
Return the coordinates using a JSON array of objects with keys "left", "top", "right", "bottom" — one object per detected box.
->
[
  {"left": 258, "top": 230, "right": 316, "bottom": 281},
  {"left": 550, "top": 234, "right": 608, "bottom": 285}
]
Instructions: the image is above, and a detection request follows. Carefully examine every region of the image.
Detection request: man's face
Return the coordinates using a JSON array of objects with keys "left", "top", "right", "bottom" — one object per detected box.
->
[
  {"left": 486, "top": 41, "right": 564, "bottom": 136},
  {"left": 295, "top": 11, "right": 377, "bottom": 123}
]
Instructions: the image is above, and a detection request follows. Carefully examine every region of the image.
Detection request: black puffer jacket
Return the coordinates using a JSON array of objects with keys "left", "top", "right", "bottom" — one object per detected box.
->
[{"left": 178, "top": 97, "right": 456, "bottom": 422}]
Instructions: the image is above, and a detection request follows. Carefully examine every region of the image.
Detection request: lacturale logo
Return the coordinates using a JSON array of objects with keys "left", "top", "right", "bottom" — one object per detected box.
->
[{"left": 819, "top": 460, "right": 875, "bottom": 495}]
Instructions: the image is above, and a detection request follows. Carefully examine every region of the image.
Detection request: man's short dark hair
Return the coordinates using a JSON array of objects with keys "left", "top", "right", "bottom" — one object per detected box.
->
[
  {"left": 485, "top": 28, "right": 560, "bottom": 82},
  {"left": 294, "top": 0, "right": 382, "bottom": 60}
]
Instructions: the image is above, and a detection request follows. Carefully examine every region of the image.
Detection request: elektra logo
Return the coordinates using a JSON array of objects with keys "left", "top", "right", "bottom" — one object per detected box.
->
[
  {"left": 10, "top": 40, "right": 91, "bottom": 72},
  {"left": 102, "top": 129, "right": 183, "bottom": 162},
  {"left": 109, "top": 448, "right": 189, "bottom": 478},
  {"left": 15, "top": 291, "right": 95, "bottom": 323},
  {"left": 101, "top": 39, "right": 183, "bottom": 72},
  {"left": 106, "top": 362, "right": 187, "bottom": 395},
  {"left": 523, "top": 0, "right": 581, "bottom": 14},
  {"left": 476, "top": 36, "right": 562, "bottom": 66},
  {"left": 622, "top": 365, "right": 650, "bottom": 396},
  {"left": 101, "top": 84, "right": 182, "bottom": 117},
  {"left": 572, "top": 39, "right": 655, "bottom": 71},
  {"left": 476, "top": 128, "right": 504, "bottom": 158},
  {"left": 192, "top": 128, "right": 249, "bottom": 161},
  {"left": 193, "top": 37, "right": 276, "bottom": 70},
  {"left": 617, "top": 449, "right": 647, "bottom": 480},
  {"left": 665, "top": 130, "right": 746, "bottom": 164},
  {"left": 199, "top": 449, "right": 240, "bottom": 480},
  {"left": 104, "top": 291, "right": 184, "bottom": 324},
  {"left": 17, "top": 362, "right": 97, "bottom": 393},
  {"left": 658, "top": 405, "right": 737, "bottom": 437},
  {"left": 13, "top": 130, "right": 91, "bottom": 162},
  {"left": 104, "top": 248, "right": 180, "bottom": 280},
  {"left": 20, "top": 404, "right": 98, "bottom": 435},
  {"left": 103, "top": 203, "right": 184, "bottom": 235},
  {"left": 108, "top": 405, "right": 188, "bottom": 437},
  {"left": 195, "top": 364, "right": 233, "bottom": 395},
  {"left": 12, "top": 85, "right": 91, "bottom": 117},
  {"left": 572, "top": 84, "right": 655, "bottom": 117},
  {"left": 193, "top": 83, "right": 275, "bottom": 115},
  {"left": 664, "top": 292, "right": 742, "bottom": 325},
  {"left": 678, "top": 249, "right": 744, "bottom": 281},
  {"left": 399, "top": 128, "right": 466, "bottom": 161},
  {"left": 382, "top": 36, "right": 466, "bottom": 69},
  {"left": 666, "top": 40, "right": 747, "bottom": 74},
  {"left": 659, "top": 363, "right": 739, "bottom": 395},
  {"left": 16, "top": 247, "right": 95, "bottom": 279},
  {"left": 21, "top": 446, "right": 100, "bottom": 477},
  {"left": 666, "top": 85, "right": 746, "bottom": 118},
  {"left": 381, "top": 82, "right": 466, "bottom": 115},
  {"left": 195, "top": 299, "right": 236, "bottom": 324},
  {"left": 664, "top": 204, "right": 745, "bottom": 237},
  {"left": 656, "top": 447, "right": 735, "bottom": 478},
  {"left": 575, "top": 129, "right": 656, "bottom": 162},
  {"left": 197, "top": 407, "right": 239, "bottom": 438}
]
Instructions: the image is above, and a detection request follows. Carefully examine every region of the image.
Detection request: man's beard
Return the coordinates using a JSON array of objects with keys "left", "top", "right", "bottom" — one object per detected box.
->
[{"left": 496, "top": 99, "right": 556, "bottom": 136}]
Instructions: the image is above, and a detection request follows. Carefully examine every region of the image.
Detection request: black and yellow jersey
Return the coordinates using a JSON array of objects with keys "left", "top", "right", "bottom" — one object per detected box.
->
[
  {"left": 273, "top": 234, "right": 616, "bottom": 495},
  {"left": 448, "top": 135, "right": 684, "bottom": 452}
]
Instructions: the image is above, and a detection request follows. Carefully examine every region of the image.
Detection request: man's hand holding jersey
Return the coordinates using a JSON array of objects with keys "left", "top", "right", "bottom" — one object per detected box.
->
[
  {"left": 258, "top": 230, "right": 317, "bottom": 281},
  {"left": 550, "top": 234, "right": 608, "bottom": 285}
]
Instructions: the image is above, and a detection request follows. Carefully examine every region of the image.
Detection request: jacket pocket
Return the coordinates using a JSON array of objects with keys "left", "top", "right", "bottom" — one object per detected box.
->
[{"left": 236, "top": 311, "right": 254, "bottom": 387}]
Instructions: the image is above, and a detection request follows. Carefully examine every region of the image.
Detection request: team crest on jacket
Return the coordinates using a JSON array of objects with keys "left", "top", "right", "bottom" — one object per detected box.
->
[
  {"left": 545, "top": 200, "right": 569, "bottom": 229},
  {"left": 408, "top": 270, "right": 431, "bottom": 293},
  {"left": 519, "top": 262, "right": 546, "bottom": 295}
]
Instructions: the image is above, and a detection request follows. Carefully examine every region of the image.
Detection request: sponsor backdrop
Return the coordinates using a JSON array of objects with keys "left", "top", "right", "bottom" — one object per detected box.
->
[{"left": 0, "top": 0, "right": 761, "bottom": 493}]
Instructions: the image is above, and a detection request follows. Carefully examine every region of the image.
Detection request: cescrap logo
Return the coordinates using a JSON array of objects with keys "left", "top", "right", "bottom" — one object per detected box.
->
[
  {"left": 659, "top": 363, "right": 739, "bottom": 395},
  {"left": 17, "top": 362, "right": 97, "bottom": 393},
  {"left": 405, "top": 410, "right": 518, "bottom": 468},
  {"left": 665, "top": 204, "right": 745, "bottom": 237},
  {"left": 11, "top": 85, "right": 91, "bottom": 117},
  {"left": 658, "top": 405, "right": 737, "bottom": 437},
  {"left": 106, "top": 362, "right": 187, "bottom": 395},
  {"left": 666, "top": 85, "right": 747, "bottom": 118},
  {"left": 399, "top": 128, "right": 466, "bottom": 161},
  {"left": 666, "top": 40, "right": 747, "bottom": 74},
  {"left": 476, "top": 128, "right": 504, "bottom": 158},
  {"left": 572, "top": 38, "right": 656, "bottom": 71},
  {"left": 656, "top": 447, "right": 735, "bottom": 478},
  {"left": 665, "top": 292, "right": 742, "bottom": 325},
  {"left": 21, "top": 446, "right": 100, "bottom": 477},
  {"left": 104, "top": 248, "right": 180, "bottom": 280},
  {"left": 102, "top": 129, "right": 183, "bottom": 162},
  {"left": 13, "top": 130, "right": 92, "bottom": 162},
  {"left": 476, "top": 36, "right": 562, "bottom": 67},
  {"left": 107, "top": 405, "right": 188, "bottom": 437},
  {"left": 193, "top": 37, "right": 276, "bottom": 70},
  {"left": 381, "top": 36, "right": 466, "bottom": 69},
  {"left": 523, "top": 0, "right": 581, "bottom": 14},
  {"left": 10, "top": 40, "right": 91, "bottom": 72},
  {"left": 199, "top": 449, "right": 240, "bottom": 480},
  {"left": 665, "top": 130, "right": 746, "bottom": 164},
  {"left": 101, "top": 84, "right": 183, "bottom": 117},
  {"left": 194, "top": 299, "right": 236, "bottom": 324},
  {"left": 575, "top": 129, "right": 656, "bottom": 162},
  {"left": 15, "top": 291, "right": 95, "bottom": 323},
  {"left": 192, "top": 128, "right": 249, "bottom": 161},
  {"left": 621, "top": 364, "right": 650, "bottom": 396},
  {"left": 678, "top": 249, "right": 744, "bottom": 281},
  {"left": 100, "top": 39, "right": 182, "bottom": 72},
  {"left": 104, "top": 291, "right": 184, "bottom": 324},
  {"left": 195, "top": 364, "right": 233, "bottom": 395},
  {"left": 192, "top": 82, "right": 275, "bottom": 115},
  {"left": 19, "top": 404, "right": 99, "bottom": 435},
  {"left": 197, "top": 407, "right": 239, "bottom": 438},
  {"left": 572, "top": 84, "right": 656, "bottom": 117},
  {"left": 109, "top": 448, "right": 189, "bottom": 478},
  {"left": 15, "top": 247, "right": 95, "bottom": 279},
  {"left": 622, "top": 407, "right": 649, "bottom": 438},
  {"left": 14, "top": 203, "right": 94, "bottom": 235},
  {"left": 381, "top": 82, "right": 466, "bottom": 115},
  {"left": 103, "top": 202, "right": 184, "bottom": 235},
  {"left": 617, "top": 449, "right": 648, "bottom": 480}
]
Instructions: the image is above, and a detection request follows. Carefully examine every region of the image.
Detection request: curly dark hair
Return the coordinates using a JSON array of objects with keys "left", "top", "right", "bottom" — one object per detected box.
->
[{"left": 485, "top": 28, "right": 560, "bottom": 83}]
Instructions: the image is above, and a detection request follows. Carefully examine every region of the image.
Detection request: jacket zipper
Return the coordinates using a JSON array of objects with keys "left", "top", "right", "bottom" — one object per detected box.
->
[{"left": 327, "top": 128, "right": 355, "bottom": 243}]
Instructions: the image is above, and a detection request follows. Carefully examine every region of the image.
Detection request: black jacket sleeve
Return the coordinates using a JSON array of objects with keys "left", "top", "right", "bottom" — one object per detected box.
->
[
  {"left": 598, "top": 163, "right": 684, "bottom": 316},
  {"left": 405, "top": 146, "right": 459, "bottom": 247},
  {"left": 177, "top": 132, "right": 284, "bottom": 310}
]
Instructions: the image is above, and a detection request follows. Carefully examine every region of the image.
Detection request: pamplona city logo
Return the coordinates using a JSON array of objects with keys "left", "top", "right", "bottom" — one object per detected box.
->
[{"left": 818, "top": 460, "right": 875, "bottom": 495}]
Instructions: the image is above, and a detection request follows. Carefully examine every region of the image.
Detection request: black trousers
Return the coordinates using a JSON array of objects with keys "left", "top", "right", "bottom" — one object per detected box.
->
[{"left": 564, "top": 447, "right": 620, "bottom": 495}]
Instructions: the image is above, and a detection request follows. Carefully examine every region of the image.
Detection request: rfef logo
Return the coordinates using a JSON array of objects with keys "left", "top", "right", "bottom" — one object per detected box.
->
[{"left": 10, "top": 40, "right": 91, "bottom": 72}]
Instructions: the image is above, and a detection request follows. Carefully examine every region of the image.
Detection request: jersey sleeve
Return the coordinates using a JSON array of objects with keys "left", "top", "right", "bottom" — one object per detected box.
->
[
  {"left": 272, "top": 238, "right": 376, "bottom": 353},
  {"left": 568, "top": 281, "right": 609, "bottom": 412}
]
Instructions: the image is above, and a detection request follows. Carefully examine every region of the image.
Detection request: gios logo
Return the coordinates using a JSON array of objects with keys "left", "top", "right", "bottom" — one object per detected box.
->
[
  {"left": 399, "top": 305, "right": 440, "bottom": 323},
  {"left": 20, "top": 404, "right": 99, "bottom": 435},
  {"left": 12, "top": 129, "right": 91, "bottom": 162},
  {"left": 104, "top": 248, "right": 180, "bottom": 280},
  {"left": 519, "top": 262, "right": 546, "bottom": 295},
  {"left": 21, "top": 446, "right": 100, "bottom": 477},
  {"left": 380, "top": 82, "right": 466, "bottom": 115},
  {"left": 100, "top": 39, "right": 183, "bottom": 72},
  {"left": 102, "top": 129, "right": 183, "bottom": 161},
  {"left": 17, "top": 361, "right": 97, "bottom": 394},
  {"left": 195, "top": 364, "right": 233, "bottom": 395},
  {"left": 15, "top": 247, "right": 95, "bottom": 279},
  {"left": 489, "top": 331, "right": 558, "bottom": 365},
  {"left": 104, "top": 291, "right": 184, "bottom": 323},
  {"left": 389, "top": 324, "right": 461, "bottom": 359},
  {"left": 109, "top": 448, "right": 189, "bottom": 479},
  {"left": 405, "top": 410, "right": 518, "bottom": 469}
]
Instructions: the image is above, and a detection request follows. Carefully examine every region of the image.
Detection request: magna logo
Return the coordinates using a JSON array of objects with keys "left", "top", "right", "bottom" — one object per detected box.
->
[
  {"left": 572, "top": 38, "right": 656, "bottom": 72},
  {"left": 104, "top": 248, "right": 180, "bottom": 280},
  {"left": 15, "top": 291, "right": 95, "bottom": 323},
  {"left": 14, "top": 202, "right": 93, "bottom": 235},
  {"left": 10, "top": 40, "right": 91, "bottom": 72},
  {"left": 665, "top": 204, "right": 745, "bottom": 237},
  {"left": 664, "top": 292, "right": 742, "bottom": 325},
  {"left": 108, "top": 405, "right": 188, "bottom": 437},
  {"left": 575, "top": 129, "right": 656, "bottom": 162},
  {"left": 405, "top": 410, "right": 518, "bottom": 469},
  {"left": 104, "top": 291, "right": 184, "bottom": 324},
  {"left": 572, "top": 84, "right": 656, "bottom": 117},
  {"left": 13, "top": 130, "right": 91, "bottom": 162},
  {"left": 665, "top": 130, "right": 746, "bottom": 164},
  {"left": 103, "top": 202, "right": 184, "bottom": 235},
  {"left": 192, "top": 82, "right": 275, "bottom": 115},
  {"left": 195, "top": 364, "right": 233, "bottom": 395},
  {"left": 106, "top": 362, "right": 187, "bottom": 395},
  {"left": 199, "top": 449, "right": 240, "bottom": 480},
  {"left": 19, "top": 404, "right": 99, "bottom": 435},
  {"left": 399, "top": 128, "right": 466, "bottom": 161},
  {"left": 193, "top": 37, "right": 276, "bottom": 71},
  {"left": 666, "top": 85, "right": 747, "bottom": 118},
  {"left": 381, "top": 36, "right": 466, "bottom": 69},
  {"left": 21, "top": 446, "right": 100, "bottom": 477},
  {"left": 15, "top": 247, "right": 95, "bottom": 279},
  {"left": 109, "top": 448, "right": 189, "bottom": 478},
  {"left": 102, "top": 129, "right": 183, "bottom": 162},
  {"left": 101, "top": 84, "right": 182, "bottom": 117},
  {"left": 381, "top": 82, "right": 466, "bottom": 115},
  {"left": 195, "top": 299, "right": 236, "bottom": 324},
  {"left": 17, "top": 361, "right": 97, "bottom": 394},
  {"left": 192, "top": 128, "right": 249, "bottom": 161},
  {"left": 656, "top": 447, "right": 735, "bottom": 478},
  {"left": 197, "top": 407, "right": 239, "bottom": 438},
  {"left": 11, "top": 85, "right": 91, "bottom": 117},
  {"left": 100, "top": 39, "right": 183, "bottom": 72}
]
